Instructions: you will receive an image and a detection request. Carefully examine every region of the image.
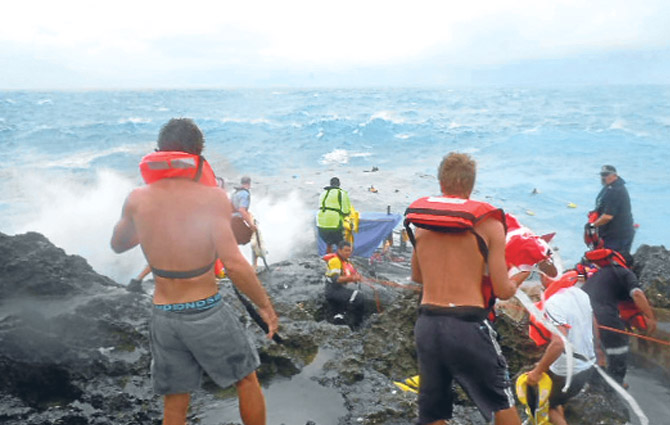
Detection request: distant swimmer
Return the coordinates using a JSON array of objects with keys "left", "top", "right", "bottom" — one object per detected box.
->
[
  {"left": 405, "top": 152, "right": 525, "bottom": 425},
  {"left": 111, "top": 118, "right": 278, "bottom": 425},
  {"left": 586, "top": 165, "right": 635, "bottom": 264},
  {"left": 316, "top": 177, "right": 354, "bottom": 254}
]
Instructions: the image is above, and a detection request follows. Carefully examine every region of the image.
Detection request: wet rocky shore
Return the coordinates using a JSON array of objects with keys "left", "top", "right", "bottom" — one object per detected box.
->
[{"left": 1, "top": 231, "right": 668, "bottom": 424}]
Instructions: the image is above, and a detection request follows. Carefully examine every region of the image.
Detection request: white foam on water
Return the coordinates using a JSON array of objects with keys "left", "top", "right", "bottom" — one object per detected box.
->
[
  {"left": 246, "top": 190, "right": 316, "bottom": 264},
  {"left": 11, "top": 169, "right": 145, "bottom": 283}
]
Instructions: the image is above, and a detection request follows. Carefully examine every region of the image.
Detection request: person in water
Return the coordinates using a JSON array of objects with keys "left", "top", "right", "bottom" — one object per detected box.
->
[
  {"left": 324, "top": 240, "right": 365, "bottom": 327},
  {"left": 317, "top": 177, "right": 353, "bottom": 254},
  {"left": 408, "top": 152, "right": 524, "bottom": 425},
  {"left": 589, "top": 165, "right": 635, "bottom": 264},
  {"left": 110, "top": 118, "right": 278, "bottom": 425},
  {"left": 525, "top": 271, "right": 603, "bottom": 425}
]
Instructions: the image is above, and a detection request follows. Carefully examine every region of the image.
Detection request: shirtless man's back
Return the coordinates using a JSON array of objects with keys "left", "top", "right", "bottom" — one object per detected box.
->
[
  {"left": 408, "top": 152, "right": 521, "bottom": 425},
  {"left": 111, "top": 118, "right": 277, "bottom": 425}
]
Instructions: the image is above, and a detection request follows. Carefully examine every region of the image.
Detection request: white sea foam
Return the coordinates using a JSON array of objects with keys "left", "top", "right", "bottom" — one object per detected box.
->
[
  {"left": 118, "top": 117, "right": 151, "bottom": 124},
  {"left": 395, "top": 133, "right": 412, "bottom": 139},
  {"left": 243, "top": 191, "right": 316, "bottom": 264},
  {"left": 12, "top": 169, "right": 145, "bottom": 283},
  {"left": 37, "top": 99, "right": 53, "bottom": 105},
  {"left": 221, "top": 117, "right": 273, "bottom": 125},
  {"left": 320, "top": 149, "right": 371, "bottom": 165}
]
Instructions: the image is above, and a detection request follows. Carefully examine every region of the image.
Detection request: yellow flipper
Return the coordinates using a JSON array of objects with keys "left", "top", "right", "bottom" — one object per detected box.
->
[
  {"left": 393, "top": 375, "right": 420, "bottom": 393},
  {"left": 515, "top": 372, "right": 552, "bottom": 425}
]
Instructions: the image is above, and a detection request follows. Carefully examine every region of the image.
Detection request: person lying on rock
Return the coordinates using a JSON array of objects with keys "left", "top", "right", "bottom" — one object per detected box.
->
[
  {"left": 323, "top": 240, "right": 365, "bottom": 328},
  {"left": 111, "top": 118, "right": 278, "bottom": 425}
]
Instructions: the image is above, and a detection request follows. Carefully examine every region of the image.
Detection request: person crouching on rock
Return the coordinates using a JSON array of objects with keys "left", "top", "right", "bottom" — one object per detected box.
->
[
  {"left": 324, "top": 240, "right": 365, "bottom": 328},
  {"left": 111, "top": 118, "right": 278, "bottom": 425}
]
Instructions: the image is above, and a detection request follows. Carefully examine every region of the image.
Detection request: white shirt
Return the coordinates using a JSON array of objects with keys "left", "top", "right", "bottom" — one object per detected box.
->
[{"left": 544, "top": 286, "right": 596, "bottom": 376}]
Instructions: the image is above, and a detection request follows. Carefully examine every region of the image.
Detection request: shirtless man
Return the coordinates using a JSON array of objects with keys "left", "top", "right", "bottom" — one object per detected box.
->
[
  {"left": 111, "top": 118, "right": 278, "bottom": 425},
  {"left": 409, "top": 152, "right": 523, "bottom": 425}
]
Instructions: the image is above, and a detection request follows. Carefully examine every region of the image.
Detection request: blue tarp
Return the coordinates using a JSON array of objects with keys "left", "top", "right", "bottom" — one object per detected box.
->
[{"left": 317, "top": 212, "right": 403, "bottom": 258}]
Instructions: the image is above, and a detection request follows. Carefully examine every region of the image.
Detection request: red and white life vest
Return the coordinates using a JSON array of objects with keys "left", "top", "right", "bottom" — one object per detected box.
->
[
  {"left": 140, "top": 151, "right": 217, "bottom": 187},
  {"left": 404, "top": 196, "right": 506, "bottom": 318}
]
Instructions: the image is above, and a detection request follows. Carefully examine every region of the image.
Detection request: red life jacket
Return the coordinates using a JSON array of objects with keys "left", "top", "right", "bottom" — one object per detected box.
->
[
  {"left": 404, "top": 196, "right": 506, "bottom": 319},
  {"left": 322, "top": 253, "right": 358, "bottom": 276},
  {"left": 584, "top": 211, "right": 604, "bottom": 249},
  {"left": 582, "top": 248, "right": 647, "bottom": 331},
  {"left": 139, "top": 151, "right": 217, "bottom": 187},
  {"left": 528, "top": 270, "right": 580, "bottom": 346}
]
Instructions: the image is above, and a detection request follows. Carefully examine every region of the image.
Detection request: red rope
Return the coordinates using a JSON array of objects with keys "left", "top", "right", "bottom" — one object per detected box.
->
[{"left": 597, "top": 324, "right": 670, "bottom": 347}]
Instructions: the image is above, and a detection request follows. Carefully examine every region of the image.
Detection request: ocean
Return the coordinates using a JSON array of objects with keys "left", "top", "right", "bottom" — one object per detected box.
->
[{"left": 1, "top": 87, "right": 669, "bottom": 284}]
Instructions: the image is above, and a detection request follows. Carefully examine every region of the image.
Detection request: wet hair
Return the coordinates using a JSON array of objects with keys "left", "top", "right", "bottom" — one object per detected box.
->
[
  {"left": 438, "top": 152, "right": 476, "bottom": 198},
  {"left": 157, "top": 118, "right": 204, "bottom": 155},
  {"left": 338, "top": 240, "right": 352, "bottom": 250},
  {"left": 330, "top": 177, "right": 340, "bottom": 187},
  {"left": 241, "top": 176, "right": 251, "bottom": 185}
]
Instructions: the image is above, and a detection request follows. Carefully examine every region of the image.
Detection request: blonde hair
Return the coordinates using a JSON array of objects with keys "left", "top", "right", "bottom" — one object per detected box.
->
[{"left": 438, "top": 152, "right": 476, "bottom": 198}]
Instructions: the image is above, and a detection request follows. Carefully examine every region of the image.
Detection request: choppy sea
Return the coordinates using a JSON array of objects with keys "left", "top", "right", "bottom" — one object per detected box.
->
[{"left": 1, "top": 87, "right": 669, "bottom": 284}]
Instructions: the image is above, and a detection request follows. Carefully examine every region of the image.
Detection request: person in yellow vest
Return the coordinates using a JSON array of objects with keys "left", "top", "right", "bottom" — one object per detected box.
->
[
  {"left": 324, "top": 241, "right": 365, "bottom": 327},
  {"left": 317, "top": 177, "right": 353, "bottom": 253}
]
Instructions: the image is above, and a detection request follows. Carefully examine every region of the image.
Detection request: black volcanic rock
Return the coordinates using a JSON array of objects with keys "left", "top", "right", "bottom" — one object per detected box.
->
[{"left": 0, "top": 231, "right": 646, "bottom": 424}]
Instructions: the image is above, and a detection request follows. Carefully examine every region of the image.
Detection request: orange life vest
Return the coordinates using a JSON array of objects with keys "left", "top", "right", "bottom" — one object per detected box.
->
[
  {"left": 323, "top": 253, "right": 358, "bottom": 276},
  {"left": 404, "top": 196, "right": 506, "bottom": 320},
  {"left": 583, "top": 248, "right": 647, "bottom": 331},
  {"left": 139, "top": 151, "right": 217, "bottom": 187},
  {"left": 528, "top": 270, "right": 580, "bottom": 346}
]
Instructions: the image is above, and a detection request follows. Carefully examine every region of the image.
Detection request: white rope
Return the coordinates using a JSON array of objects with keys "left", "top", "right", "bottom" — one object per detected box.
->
[{"left": 593, "top": 365, "right": 648, "bottom": 425}]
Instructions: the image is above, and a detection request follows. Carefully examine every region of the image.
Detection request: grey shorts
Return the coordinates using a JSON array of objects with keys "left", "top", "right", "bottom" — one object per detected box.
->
[{"left": 150, "top": 300, "right": 260, "bottom": 395}]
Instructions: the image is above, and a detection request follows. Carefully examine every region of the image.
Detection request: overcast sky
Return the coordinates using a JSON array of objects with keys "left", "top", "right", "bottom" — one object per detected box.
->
[{"left": 2, "top": 0, "right": 670, "bottom": 89}]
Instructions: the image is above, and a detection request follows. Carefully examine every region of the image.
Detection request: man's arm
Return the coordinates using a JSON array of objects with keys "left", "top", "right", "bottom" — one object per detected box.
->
[
  {"left": 526, "top": 325, "right": 567, "bottom": 386},
  {"left": 212, "top": 191, "right": 277, "bottom": 338},
  {"left": 592, "top": 214, "right": 613, "bottom": 228},
  {"left": 111, "top": 193, "right": 140, "bottom": 253},
  {"left": 631, "top": 288, "right": 657, "bottom": 334},
  {"left": 238, "top": 206, "right": 257, "bottom": 233}
]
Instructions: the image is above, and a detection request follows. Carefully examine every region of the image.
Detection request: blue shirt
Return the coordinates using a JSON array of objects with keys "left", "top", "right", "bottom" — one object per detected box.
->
[{"left": 232, "top": 188, "right": 250, "bottom": 217}]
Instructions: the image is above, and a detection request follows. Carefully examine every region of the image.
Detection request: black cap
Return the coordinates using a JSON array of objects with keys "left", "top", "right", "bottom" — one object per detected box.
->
[
  {"left": 330, "top": 177, "right": 340, "bottom": 187},
  {"left": 600, "top": 165, "right": 617, "bottom": 176}
]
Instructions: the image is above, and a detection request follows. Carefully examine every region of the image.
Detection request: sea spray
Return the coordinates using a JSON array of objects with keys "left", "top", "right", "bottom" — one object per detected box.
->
[{"left": 13, "top": 168, "right": 145, "bottom": 283}]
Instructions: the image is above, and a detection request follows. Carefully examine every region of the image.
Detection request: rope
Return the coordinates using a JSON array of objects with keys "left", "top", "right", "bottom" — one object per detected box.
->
[
  {"left": 360, "top": 281, "right": 383, "bottom": 313},
  {"left": 597, "top": 324, "right": 670, "bottom": 347},
  {"left": 501, "top": 301, "right": 670, "bottom": 347},
  {"left": 362, "top": 276, "right": 421, "bottom": 292}
]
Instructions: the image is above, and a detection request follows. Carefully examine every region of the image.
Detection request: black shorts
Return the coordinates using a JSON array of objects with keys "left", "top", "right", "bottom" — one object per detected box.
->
[
  {"left": 414, "top": 305, "right": 515, "bottom": 424},
  {"left": 548, "top": 367, "right": 593, "bottom": 407},
  {"left": 318, "top": 227, "right": 344, "bottom": 246}
]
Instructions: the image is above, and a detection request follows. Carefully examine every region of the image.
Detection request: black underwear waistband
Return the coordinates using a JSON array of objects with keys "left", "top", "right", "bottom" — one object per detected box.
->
[
  {"left": 154, "top": 292, "right": 222, "bottom": 313},
  {"left": 419, "top": 304, "right": 489, "bottom": 322},
  {"left": 151, "top": 259, "right": 216, "bottom": 280}
]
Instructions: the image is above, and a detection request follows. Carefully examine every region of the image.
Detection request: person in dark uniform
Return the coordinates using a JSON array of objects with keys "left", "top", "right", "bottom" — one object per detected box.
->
[
  {"left": 582, "top": 255, "right": 656, "bottom": 384},
  {"left": 589, "top": 165, "right": 635, "bottom": 263}
]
